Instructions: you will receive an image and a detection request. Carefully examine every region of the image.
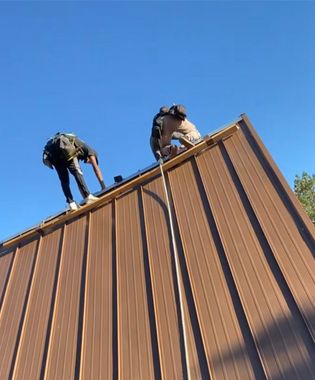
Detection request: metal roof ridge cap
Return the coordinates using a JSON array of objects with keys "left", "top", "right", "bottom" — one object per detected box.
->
[{"left": 0, "top": 119, "right": 240, "bottom": 249}]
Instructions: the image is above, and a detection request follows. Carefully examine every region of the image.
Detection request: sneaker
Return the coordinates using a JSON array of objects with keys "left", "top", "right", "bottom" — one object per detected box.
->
[
  {"left": 85, "top": 194, "right": 98, "bottom": 204},
  {"left": 69, "top": 201, "right": 78, "bottom": 211}
]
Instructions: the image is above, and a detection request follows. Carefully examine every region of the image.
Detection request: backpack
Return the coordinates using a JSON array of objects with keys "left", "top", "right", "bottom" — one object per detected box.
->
[
  {"left": 151, "top": 116, "right": 163, "bottom": 139},
  {"left": 46, "top": 133, "right": 80, "bottom": 162},
  {"left": 152, "top": 107, "right": 169, "bottom": 139}
]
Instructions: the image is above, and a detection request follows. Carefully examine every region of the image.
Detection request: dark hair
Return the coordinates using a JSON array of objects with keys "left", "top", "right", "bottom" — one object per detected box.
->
[
  {"left": 169, "top": 104, "right": 186, "bottom": 120},
  {"left": 159, "top": 106, "right": 169, "bottom": 114}
]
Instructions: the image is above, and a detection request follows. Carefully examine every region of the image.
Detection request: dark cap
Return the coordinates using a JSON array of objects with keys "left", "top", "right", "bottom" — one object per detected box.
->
[
  {"left": 169, "top": 104, "right": 187, "bottom": 120},
  {"left": 159, "top": 106, "right": 169, "bottom": 114}
]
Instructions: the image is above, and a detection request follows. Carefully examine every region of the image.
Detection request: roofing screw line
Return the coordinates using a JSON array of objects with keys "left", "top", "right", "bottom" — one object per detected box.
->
[{"left": 159, "top": 161, "right": 192, "bottom": 380}]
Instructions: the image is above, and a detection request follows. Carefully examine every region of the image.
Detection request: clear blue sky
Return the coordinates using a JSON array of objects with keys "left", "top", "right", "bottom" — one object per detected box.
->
[{"left": 0, "top": 1, "right": 314, "bottom": 242}]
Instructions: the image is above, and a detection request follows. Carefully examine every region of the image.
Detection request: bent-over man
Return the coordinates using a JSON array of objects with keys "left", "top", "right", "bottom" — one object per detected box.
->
[
  {"left": 150, "top": 104, "right": 201, "bottom": 160},
  {"left": 43, "top": 133, "right": 106, "bottom": 211}
]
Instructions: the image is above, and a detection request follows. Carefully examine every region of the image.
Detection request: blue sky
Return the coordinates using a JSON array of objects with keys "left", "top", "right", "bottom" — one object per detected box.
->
[{"left": 0, "top": 1, "right": 314, "bottom": 241}]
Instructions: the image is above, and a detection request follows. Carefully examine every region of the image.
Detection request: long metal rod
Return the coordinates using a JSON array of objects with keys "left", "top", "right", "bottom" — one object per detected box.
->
[{"left": 159, "top": 162, "right": 191, "bottom": 380}]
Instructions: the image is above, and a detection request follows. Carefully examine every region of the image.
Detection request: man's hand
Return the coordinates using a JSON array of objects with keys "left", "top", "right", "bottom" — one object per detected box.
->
[{"left": 43, "top": 155, "right": 54, "bottom": 169}]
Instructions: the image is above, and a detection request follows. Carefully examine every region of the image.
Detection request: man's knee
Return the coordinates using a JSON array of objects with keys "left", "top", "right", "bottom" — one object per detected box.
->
[{"left": 68, "top": 159, "right": 83, "bottom": 176}]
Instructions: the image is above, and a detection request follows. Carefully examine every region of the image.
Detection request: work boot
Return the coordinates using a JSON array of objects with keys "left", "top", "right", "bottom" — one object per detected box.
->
[
  {"left": 69, "top": 201, "right": 78, "bottom": 211},
  {"left": 85, "top": 194, "right": 98, "bottom": 205},
  {"left": 170, "top": 145, "right": 178, "bottom": 158}
]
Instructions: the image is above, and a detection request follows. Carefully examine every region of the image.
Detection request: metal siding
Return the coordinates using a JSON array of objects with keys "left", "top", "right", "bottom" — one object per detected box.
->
[
  {"left": 181, "top": 282, "right": 205, "bottom": 380},
  {"left": 44, "top": 216, "right": 87, "bottom": 380},
  {"left": 80, "top": 204, "right": 113, "bottom": 380},
  {"left": 224, "top": 129, "right": 315, "bottom": 338},
  {"left": 241, "top": 115, "right": 315, "bottom": 236},
  {"left": 12, "top": 228, "right": 63, "bottom": 380},
  {"left": 0, "top": 239, "right": 38, "bottom": 380},
  {"left": 196, "top": 141, "right": 315, "bottom": 379},
  {"left": 142, "top": 176, "right": 206, "bottom": 379},
  {"left": 169, "top": 159, "right": 262, "bottom": 380},
  {"left": 141, "top": 178, "right": 185, "bottom": 379},
  {"left": 116, "top": 190, "right": 155, "bottom": 379},
  {"left": 0, "top": 116, "right": 314, "bottom": 380},
  {"left": 0, "top": 249, "right": 15, "bottom": 311}
]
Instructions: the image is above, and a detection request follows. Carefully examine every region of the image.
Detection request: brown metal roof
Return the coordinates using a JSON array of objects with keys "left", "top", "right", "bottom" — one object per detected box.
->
[{"left": 0, "top": 114, "right": 314, "bottom": 380}]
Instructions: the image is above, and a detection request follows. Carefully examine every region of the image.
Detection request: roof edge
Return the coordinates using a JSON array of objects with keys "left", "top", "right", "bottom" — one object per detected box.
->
[{"left": 0, "top": 119, "right": 241, "bottom": 250}]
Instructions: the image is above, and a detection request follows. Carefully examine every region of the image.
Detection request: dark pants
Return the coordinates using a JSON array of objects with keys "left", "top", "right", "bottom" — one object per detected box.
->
[{"left": 54, "top": 159, "right": 90, "bottom": 203}]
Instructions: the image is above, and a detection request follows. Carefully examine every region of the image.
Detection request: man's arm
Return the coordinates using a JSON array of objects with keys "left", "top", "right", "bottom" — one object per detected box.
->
[
  {"left": 87, "top": 155, "right": 106, "bottom": 189},
  {"left": 150, "top": 135, "right": 163, "bottom": 160},
  {"left": 43, "top": 151, "right": 54, "bottom": 169}
]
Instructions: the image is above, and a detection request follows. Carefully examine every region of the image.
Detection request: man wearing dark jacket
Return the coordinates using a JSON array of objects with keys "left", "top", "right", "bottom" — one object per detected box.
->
[
  {"left": 150, "top": 104, "right": 201, "bottom": 160},
  {"left": 43, "top": 133, "right": 106, "bottom": 211},
  {"left": 150, "top": 106, "right": 169, "bottom": 160}
]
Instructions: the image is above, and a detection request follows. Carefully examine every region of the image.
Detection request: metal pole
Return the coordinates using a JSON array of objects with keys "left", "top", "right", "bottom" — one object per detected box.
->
[{"left": 159, "top": 161, "right": 191, "bottom": 380}]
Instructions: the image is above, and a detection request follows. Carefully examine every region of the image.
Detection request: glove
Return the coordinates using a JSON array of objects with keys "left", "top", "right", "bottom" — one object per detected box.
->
[{"left": 100, "top": 180, "right": 106, "bottom": 190}]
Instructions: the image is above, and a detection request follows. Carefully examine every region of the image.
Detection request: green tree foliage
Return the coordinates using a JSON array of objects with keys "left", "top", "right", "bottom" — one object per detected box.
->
[{"left": 294, "top": 172, "right": 315, "bottom": 224}]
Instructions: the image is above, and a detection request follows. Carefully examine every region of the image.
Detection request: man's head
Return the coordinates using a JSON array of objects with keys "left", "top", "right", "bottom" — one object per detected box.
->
[
  {"left": 159, "top": 106, "right": 169, "bottom": 115},
  {"left": 169, "top": 104, "right": 187, "bottom": 121}
]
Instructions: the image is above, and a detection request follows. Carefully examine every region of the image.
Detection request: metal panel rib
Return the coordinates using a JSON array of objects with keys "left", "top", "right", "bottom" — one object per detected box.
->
[
  {"left": 116, "top": 190, "right": 155, "bottom": 380},
  {"left": 168, "top": 159, "right": 260, "bottom": 380},
  {"left": 241, "top": 115, "right": 315, "bottom": 237},
  {"left": 0, "top": 239, "right": 39, "bottom": 380},
  {"left": 224, "top": 130, "right": 315, "bottom": 338},
  {"left": 12, "top": 228, "right": 63, "bottom": 380},
  {"left": 142, "top": 177, "right": 189, "bottom": 379},
  {"left": 44, "top": 216, "right": 87, "bottom": 380},
  {"left": 181, "top": 280, "right": 205, "bottom": 380},
  {"left": 196, "top": 144, "right": 315, "bottom": 379},
  {"left": 0, "top": 249, "right": 15, "bottom": 311},
  {"left": 80, "top": 204, "right": 113, "bottom": 380}
]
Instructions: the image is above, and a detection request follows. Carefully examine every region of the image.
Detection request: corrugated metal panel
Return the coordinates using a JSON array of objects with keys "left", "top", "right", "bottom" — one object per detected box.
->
[
  {"left": 169, "top": 160, "right": 264, "bottom": 379},
  {"left": 142, "top": 176, "right": 207, "bottom": 379},
  {"left": 80, "top": 204, "right": 113, "bottom": 380},
  {"left": 116, "top": 190, "right": 156, "bottom": 379},
  {"left": 142, "top": 177, "right": 186, "bottom": 379},
  {"left": 0, "top": 239, "right": 38, "bottom": 379},
  {"left": 44, "top": 216, "right": 87, "bottom": 379},
  {"left": 0, "top": 248, "right": 15, "bottom": 310},
  {"left": 224, "top": 123, "right": 315, "bottom": 338},
  {"left": 196, "top": 143, "right": 315, "bottom": 379},
  {"left": 12, "top": 228, "right": 63, "bottom": 380},
  {"left": 0, "top": 115, "right": 314, "bottom": 380}
]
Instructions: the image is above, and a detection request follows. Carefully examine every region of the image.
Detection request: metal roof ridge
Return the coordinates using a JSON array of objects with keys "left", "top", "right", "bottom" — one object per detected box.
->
[{"left": 0, "top": 117, "right": 241, "bottom": 250}]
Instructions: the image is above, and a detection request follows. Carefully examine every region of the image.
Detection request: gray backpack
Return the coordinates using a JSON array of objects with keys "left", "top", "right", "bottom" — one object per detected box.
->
[{"left": 46, "top": 133, "right": 80, "bottom": 162}]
